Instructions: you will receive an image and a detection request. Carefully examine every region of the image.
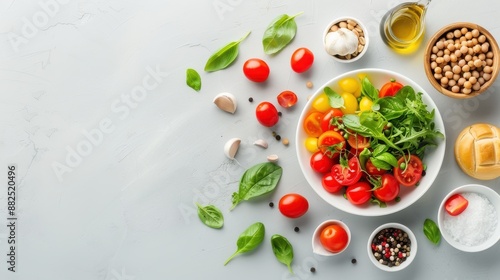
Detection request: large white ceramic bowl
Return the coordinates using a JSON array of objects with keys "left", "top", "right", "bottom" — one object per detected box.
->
[
  {"left": 295, "top": 68, "right": 446, "bottom": 216},
  {"left": 437, "top": 184, "right": 500, "bottom": 252}
]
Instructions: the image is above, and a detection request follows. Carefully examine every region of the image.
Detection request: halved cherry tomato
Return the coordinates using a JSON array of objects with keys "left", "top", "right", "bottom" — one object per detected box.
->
[
  {"left": 331, "top": 156, "right": 362, "bottom": 185},
  {"left": 291, "top": 47, "right": 314, "bottom": 73},
  {"left": 277, "top": 90, "right": 298, "bottom": 108},
  {"left": 303, "top": 111, "right": 324, "bottom": 137},
  {"left": 320, "top": 108, "right": 344, "bottom": 132},
  {"left": 445, "top": 194, "right": 468, "bottom": 216},
  {"left": 373, "top": 173, "right": 400, "bottom": 202},
  {"left": 346, "top": 133, "right": 370, "bottom": 150},
  {"left": 310, "top": 151, "right": 335, "bottom": 173},
  {"left": 379, "top": 80, "right": 404, "bottom": 97},
  {"left": 346, "top": 181, "right": 372, "bottom": 205},
  {"left": 394, "top": 155, "right": 423, "bottom": 187},
  {"left": 320, "top": 224, "right": 349, "bottom": 253},
  {"left": 255, "top": 101, "right": 279, "bottom": 127},
  {"left": 322, "top": 173, "right": 343, "bottom": 193},
  {"left": 243, "top": 58, "right": 270, "bottom": 82},
  {"left": 318, "top": 130, "right": 346, "bottom": 158},
  {"left": 365, "top": 159, "right": 388, "bottom": 176},
  {"left": 279, "top": 193, "right": 309, "bottom": 218}
]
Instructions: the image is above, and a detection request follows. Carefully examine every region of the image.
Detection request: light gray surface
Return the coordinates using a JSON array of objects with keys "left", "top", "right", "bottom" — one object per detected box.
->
[{"left": 0, "top": 0, "right": 499, "bottom": 279}]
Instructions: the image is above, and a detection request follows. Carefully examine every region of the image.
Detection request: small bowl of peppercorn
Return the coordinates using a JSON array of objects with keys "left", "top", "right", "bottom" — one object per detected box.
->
[
  {"left": 367, "top": 223, "right": 417, "bottom": 272},
  {"left": 424, "top": 22, "right": 500, "bottom": 98}
]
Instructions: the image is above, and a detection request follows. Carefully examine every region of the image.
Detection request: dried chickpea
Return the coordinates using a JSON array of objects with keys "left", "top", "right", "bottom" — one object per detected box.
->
[
  {"left": 471, "top": 29, "right": 480, "bottom": 37},
  {"left": 478, "top": 35, "right": 486, "bottom": 43}
]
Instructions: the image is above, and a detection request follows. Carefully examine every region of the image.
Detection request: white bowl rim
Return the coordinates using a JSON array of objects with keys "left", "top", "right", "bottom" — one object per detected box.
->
[
  {"left": 437, "top": 184, "right": 500, "bottom": 252},
  {"left": 366, "top": 222, "right": 418, "bottom": 272},
  {"left": 323, "top": 16, "right": 369, "bottom": 63},
  {"left": 295, "top": 68, "right": 446, "bottom": 216},
  {"left": 312, "top": 219, "right": 351, "bottom": 256}
]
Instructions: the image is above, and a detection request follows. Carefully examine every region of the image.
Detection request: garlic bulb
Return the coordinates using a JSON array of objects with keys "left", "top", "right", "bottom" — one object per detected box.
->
[{"left": 325, "top": 28, "right": 358, "bottom": 56}]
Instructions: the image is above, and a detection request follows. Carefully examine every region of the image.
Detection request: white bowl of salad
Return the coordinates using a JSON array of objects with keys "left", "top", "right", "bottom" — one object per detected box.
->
[{"left": 295, "top": 68, "right": 446, "bottom": 216}]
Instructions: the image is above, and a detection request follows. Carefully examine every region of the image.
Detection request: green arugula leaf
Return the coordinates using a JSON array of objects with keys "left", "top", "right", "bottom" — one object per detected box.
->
[
  {"left": 186, "top": 68, "right": 201, "bottom": 91},
  {"left": 263, "top": 12, "right": 303, "bottom": 55},
  {"left": 204, "top": 31, "right": 251, "bottom": 72}
]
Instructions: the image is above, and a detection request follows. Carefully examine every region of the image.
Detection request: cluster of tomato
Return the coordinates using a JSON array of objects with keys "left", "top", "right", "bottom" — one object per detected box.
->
[
  {"left": 303, "top": 77, "right": 425, "bottom": 206},
  {"left": 247, "top": 48, "right": 314, "bottom": 127}
]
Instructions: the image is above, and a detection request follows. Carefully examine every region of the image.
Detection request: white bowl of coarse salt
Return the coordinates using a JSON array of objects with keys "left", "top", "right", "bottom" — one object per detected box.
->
[{"left": 438, "top": 184, "right": 500, "bottom": 252}]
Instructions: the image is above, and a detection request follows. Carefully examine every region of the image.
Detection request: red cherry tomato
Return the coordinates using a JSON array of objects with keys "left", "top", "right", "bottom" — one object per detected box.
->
[
  {"left": 278, "top": 193, "right": 309, "bottom": 218},
  {"left": 346, "top": 133, "right": 370, "bottom": 150},
  {"left": 320, "top": 224, "right": 349, "bottom": 253},
  {"left": 393, "top": 155, "right": 423, "bottom": 187},
  {"left": 365, "top": 159, "right": 388, "bottom": 176},
  {"left": 317, "top": 130, "right": 346, "bottom": 159},
  {"left": 445, "top": 194, "right": 469, "bottom": 216},
  {"left": 379, "top": 80, "right": 404, "bottom": 97},
  {"left": 320, "top": 108, "right": 344, "bottom": 132},
  {"left": 243, "top": 58, "right": 270, "bottom": 82},
  {"left": 255, "top": 101, "right": 279, "bottom": 127},
  {"left": 277, "top": 90, "right": 298, "bottom": 108},
  {"left": 291, "top": 47, "right": 314, "bottom": 73},
  {"left": 331, "top": 157, "right": 362, "bottom": 185},
  {"left": 346, "top": 181, "right": 372, "bottom": 205},
  {"left": 373, "top": 173, "right": 400, "bottom": 202},
  {"left": 322, "top": 173, "right": 344, "bottom": 193},
  {"left": 310, "top": 151, "right": 335, "bottom": 173}
]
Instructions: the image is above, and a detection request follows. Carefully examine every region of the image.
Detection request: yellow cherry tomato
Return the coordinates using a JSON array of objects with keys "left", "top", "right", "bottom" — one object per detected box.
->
[
  {"left": 359, "top": 96, "right": 373, "bottom": 112},
  {"left": 304, "top": 137, "right": 319, "bottom": 153},
  {"left": 340, "top": 92, "right": 358, "bottom": 114},
  {"left": 312, "top": 93, "right": 331, "bottom": 113},
  {"left": 338, "top": 77, "right": 361, "bottom": 98}
]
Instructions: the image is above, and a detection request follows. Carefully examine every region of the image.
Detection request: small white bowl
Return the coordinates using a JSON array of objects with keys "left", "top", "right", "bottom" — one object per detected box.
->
[
  {"left": 367, "top": 223, "right": 417, "bottom": 272},
  {"left": 437, "top": 184, "right": 500, "bottom": 252},
  {"left": 323, "top": 17, "right": 369, "bottom": 63},
  {"left": 312, "top": 220, "right": 351, "bottom": 256}
]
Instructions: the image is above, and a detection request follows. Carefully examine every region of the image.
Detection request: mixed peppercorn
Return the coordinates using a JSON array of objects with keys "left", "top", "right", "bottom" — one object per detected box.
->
[{"left": 371, "top": 227, "right": 411, "bottom": 267}]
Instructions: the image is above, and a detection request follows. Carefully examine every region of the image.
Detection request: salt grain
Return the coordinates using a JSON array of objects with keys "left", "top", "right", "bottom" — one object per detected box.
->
[{"left": 443, "top": 192, "right": 498, "bottom": 246}]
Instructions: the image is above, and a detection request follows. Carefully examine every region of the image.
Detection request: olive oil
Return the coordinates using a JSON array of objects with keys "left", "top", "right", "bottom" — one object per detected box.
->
[{"left": 380, "top": 1, "right": 431, "bottom": 54}]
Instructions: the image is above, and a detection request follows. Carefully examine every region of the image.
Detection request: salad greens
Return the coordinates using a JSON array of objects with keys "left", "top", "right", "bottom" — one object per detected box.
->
[
  {"left": 231, "top": 162, "right": 282, "bottom": 210},
  {"left": 343, "top": 77, "right": 444, "bottom": 170},
  {"left": 224, "top": 222, "right": 265, "bottom": 265}
]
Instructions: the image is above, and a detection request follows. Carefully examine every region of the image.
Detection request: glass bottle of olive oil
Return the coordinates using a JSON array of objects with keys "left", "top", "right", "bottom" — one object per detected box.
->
[{"left": 380, "top": 0, "right": 432, "bottom": 54}]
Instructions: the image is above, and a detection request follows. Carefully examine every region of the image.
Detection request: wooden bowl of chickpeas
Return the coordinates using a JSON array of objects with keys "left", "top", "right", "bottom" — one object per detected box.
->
[{"left": 424, "top": 22, "right": 499, "bottom": 98}]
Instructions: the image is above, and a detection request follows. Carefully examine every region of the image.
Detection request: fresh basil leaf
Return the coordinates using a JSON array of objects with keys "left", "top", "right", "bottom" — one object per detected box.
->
[
  {"left": 196, "top": 203, "right": 223, "bottom": 229},
  {"left": 361, "top": 76, "right": 379, "bottom": 101},
  {"left": 263, "top": 12, "right": 303, "bottom": 55},
  {"left": 374, "top": 152, "right": 398, "bottom": 168},
  {"left": 186, "top": 68, "right": 201, "bottom": 91},
  {"left": 358, "top": 148, "right": 372, "bottom": 171},
  {"left": 224, "top": 222, "right": 265, "bottom": 265},
  {"left": 372, "top": 144, "right": 388, "bottom": 157},
  {"left": 369, "top": 157, "right": 392, "bottom": 170},
  {"left": 324, "top": 87, "right": 344, "bottom": 108},
  {"left": 204, "top": 31, "right": 251, "bottom": 72},
  {"left": 375, "top": 97, "right": 406, "bottom": 120},
  {"left": 423, "top": 218, "right": 441, "bottom": 245},
  {"left": 270, "top": 234, "right": 294, "bottom": 273},
  {"left": 231, "top": 162, "right": 282, "bottom": 210}
]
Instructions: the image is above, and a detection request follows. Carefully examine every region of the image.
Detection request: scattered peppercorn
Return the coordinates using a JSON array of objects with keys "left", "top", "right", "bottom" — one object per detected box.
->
[
  {"left": 294, "top": 226, "right": 300, "bottom": 232},
  {"left": 310, "top": 267, "right": 316, "bottom": 273},
  {"left": 275, "top": 135, "right": 281, "bottom": 141},
  {"left": 351, "top": 258, "right": 357, "bottom": 264},
  {"left": 278, "top": 111, "right": 282, "bottom": 117},
  {"left": 272, "top": 131, "right": 277, "bottom": 137},
  {"left": 269, "top": 202, "right": 274, "bottom": 208},
  {"left": 248, "top": 97, "right": 253, "bottom": 102}
]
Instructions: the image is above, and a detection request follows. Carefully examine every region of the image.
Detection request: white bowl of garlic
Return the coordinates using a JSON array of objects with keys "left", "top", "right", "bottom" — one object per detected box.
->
[{"left": 323, "top": 17, "right": 369, "bottom": 63}]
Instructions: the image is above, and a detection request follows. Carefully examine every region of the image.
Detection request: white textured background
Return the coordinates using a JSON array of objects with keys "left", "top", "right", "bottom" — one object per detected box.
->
[{"left": 0, "top": 0, "right": 499, "bottom": 279}]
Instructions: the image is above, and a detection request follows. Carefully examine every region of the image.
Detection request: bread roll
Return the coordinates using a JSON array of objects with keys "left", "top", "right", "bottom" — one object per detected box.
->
[{"left": 455, "top": 123, "right": 500, "bottom": 180}]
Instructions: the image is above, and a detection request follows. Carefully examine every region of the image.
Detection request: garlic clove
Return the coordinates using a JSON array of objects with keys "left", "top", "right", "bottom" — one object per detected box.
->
[
  {"left": 224, "top": 138, "right": 241, "bottom": 160},
  {"left": 267, "top": 154, "right": 279, "bottom": 162},
  {"left": 253, "top": 139, "right": 268, "bottom": 149},
  {"left": 325, "top": 28, "right": 359, "bottom": 56},
  {"left": 213, "top": 92, "right": 237, "bottom": 114}
]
